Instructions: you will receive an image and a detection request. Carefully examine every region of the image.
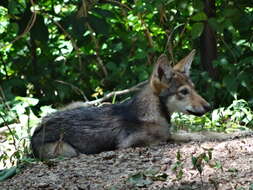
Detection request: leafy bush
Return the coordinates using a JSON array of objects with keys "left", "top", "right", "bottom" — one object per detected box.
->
[{"left": 0, "top": 0, "right": 252, "bottom": 108}]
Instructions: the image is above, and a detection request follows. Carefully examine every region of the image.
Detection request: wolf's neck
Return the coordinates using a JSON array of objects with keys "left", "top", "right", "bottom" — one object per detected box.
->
[{"left": 129, "top": 84, "right": 170, "bottom": 125}]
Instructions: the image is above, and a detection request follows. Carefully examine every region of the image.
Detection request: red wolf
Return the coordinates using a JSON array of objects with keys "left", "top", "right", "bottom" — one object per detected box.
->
[{"left": 31, "top": 50, "right": 251, "bottom": 159}]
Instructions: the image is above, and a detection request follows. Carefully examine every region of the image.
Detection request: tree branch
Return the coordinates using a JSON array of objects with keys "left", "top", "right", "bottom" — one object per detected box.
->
[
  {"left": 55, "top": 80, "right": 89, "bottom": 102},
  {"left": 49, "top": 17, "right": 83, "bottom": 69},
  {"left": 77, "top": 80, "right": 148, "bottom": 107},
  {"left": 0, "top": 115, "right": 17, "bottom": 150},
  {"left": 80, "top": 0, "right": 108, "bottom": 77}
]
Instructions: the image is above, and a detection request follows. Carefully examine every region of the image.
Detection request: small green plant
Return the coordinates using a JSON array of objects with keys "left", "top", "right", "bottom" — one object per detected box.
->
[
  {"left": 171, "top": 150, "right": 184, "bottom": 180},
  {"left": 191, "top": 147, "right": 223, "bottom": 185},
  {"left": 127, "top": 172, "right": 153, "bottom": 188},
  {"left": 172, "top": 99, "right": 253, "bottom": 133},
  {"left": 126, "top": 167, "right": 168, "bottom": 188},
  {"left": 192, "top": 149, "right": 212, "bottom": 175},
  {"left": 0, "top": 166, "right": 17, "bottom": 182}
]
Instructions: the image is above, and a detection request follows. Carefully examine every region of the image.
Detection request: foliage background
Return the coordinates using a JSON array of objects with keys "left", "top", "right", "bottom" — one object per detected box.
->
[{"left": 0, "top": 0, "right": 252, "bottom": 112}]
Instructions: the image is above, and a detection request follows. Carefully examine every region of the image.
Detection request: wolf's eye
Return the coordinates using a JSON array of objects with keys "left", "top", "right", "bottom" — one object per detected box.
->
[{"left": 179, "top": 88, "right": 189, "bottom": 95}]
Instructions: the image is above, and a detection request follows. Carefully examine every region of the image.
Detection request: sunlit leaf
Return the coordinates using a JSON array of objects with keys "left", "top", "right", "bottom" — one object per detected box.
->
[{"left": 15, "top": 97, "right": 39, "bottom": 106}]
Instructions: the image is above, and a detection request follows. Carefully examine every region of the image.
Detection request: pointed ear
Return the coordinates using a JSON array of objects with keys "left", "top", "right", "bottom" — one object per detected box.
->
[
  {"left": 150, "top": 54, "right": 173, "bottom": 94},
  {"left": 173, "top": 49, "right": 196, "bottom": 76}
]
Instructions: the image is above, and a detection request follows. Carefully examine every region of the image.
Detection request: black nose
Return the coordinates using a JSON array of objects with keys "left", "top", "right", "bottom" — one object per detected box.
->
[{"left": 204, "top": 103, "right": 212, "bottom": 112}]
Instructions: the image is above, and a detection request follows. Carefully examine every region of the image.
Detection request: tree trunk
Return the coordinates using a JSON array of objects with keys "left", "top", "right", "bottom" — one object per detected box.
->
[{"left": 200, "top": 0, "right": 219, "bottom": 79}]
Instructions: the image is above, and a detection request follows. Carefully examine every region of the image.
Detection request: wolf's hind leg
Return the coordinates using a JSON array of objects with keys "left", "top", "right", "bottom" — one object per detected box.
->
[{"left": 35, "top": 142, "right": 79, "bottom": 159}]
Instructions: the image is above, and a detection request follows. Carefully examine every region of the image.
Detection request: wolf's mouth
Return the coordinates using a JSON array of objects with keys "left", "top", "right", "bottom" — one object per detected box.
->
[{"left": 186, "top": 110, "right": 204, "bottom": 117}]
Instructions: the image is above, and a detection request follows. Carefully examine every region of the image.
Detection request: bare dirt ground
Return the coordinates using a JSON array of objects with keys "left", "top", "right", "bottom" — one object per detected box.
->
[{"left": 1, "top": 136, "right": 253, "bottom": 190}]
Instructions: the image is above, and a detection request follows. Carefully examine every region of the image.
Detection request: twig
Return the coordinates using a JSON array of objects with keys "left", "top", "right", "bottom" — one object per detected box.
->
[
  {"left": 50, "top": 17, "right": 83, "bottom": 69},
  {"left": 80, "top": 80, "right": 148, "bottom": 106},
  {"left": 0, "top": 86, "right": 20, "bottom": 126},
  {"left": 0, "top": 0, "right": 37, "bottom": 49},
  {"left": 219, "top": 36, "right": 237, "bottom": 63},
  {"left": 138, "top": 13, "right": 154, "bottom": 48},
  {"left": 0, "top": 56, "right": 9, "bottom": 79},
  {"left": 0, "top": 86, "right": 11, "bottom": 111},
  {"left": 0, "top": 123, "right": 20, "bottom": 134},
  {"left": 55, "top": 80, "right": 89, "bottom": 102},
  {"left": 165, "top": 30, "right": 175, "bottom": 64},
  {"left": 101, "top": 0, "right": 153, "bottom": 49},
  {"left": 0, "top": 115, "right": 17, "bottom": 150}
]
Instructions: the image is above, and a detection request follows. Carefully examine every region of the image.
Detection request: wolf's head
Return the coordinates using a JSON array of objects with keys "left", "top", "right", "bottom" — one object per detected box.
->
[{"left": 150, "top": 50, "right": 211, "bottom": 116}]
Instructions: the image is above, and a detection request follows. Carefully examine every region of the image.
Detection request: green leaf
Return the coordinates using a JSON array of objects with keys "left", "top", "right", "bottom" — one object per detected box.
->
[
  {"left": 192, "top": 12, "right": 207, "bottom": 21},
  {"left": 196, "top": 165, "right": 203, "bottom": 174},
  {"left": 192, "top": 0, "right": 204, "bottom": 10},
  {"left": 208, "top": 18, "right": 223, "bottom": 32},
  {"left": 192, "top": 156, "right": 197, "bottom": 166},
  {"left": 15, "top": 97, "right": 39, "bottom": 106},
  {"left": 143, "top": 167, "right": 160, "bottom": 177},
  {"left": 8, "top": 0, "right": 20, "bottom": 15},
  {"left": 93, "top": 8, "right": 115, "bottom": 18},
  {"left": 191, "top": 23, "right": 204, "bottom": 39},
  {"left": 12, "top": 103, "right": 25, "bottom": 115},
  {"left": 176, "top": 169, "right": 183, "bottom": 179},
  {"left": 223, "top": 8, "right": 239, "bottom": 17},
  {"left": 203, "top": 154, "right": 210, "bottom": 162},
  {"left": 227, "top": 168, "right": 238, "bottom": 173},
  {"left": 40, "top": 105, "right": 57, "bottom": 117},
  {"left": 176, "top": 150, "right": 181, "bottom": 160},
  {"left": 0, "top": 167, "right": 17, "bottom": 181},
  {"left": 214, "top": 161, "right": 223, "bottom": 171},
  {"left": 128, "top": 173, "right": 152, "bottom": 187}
]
